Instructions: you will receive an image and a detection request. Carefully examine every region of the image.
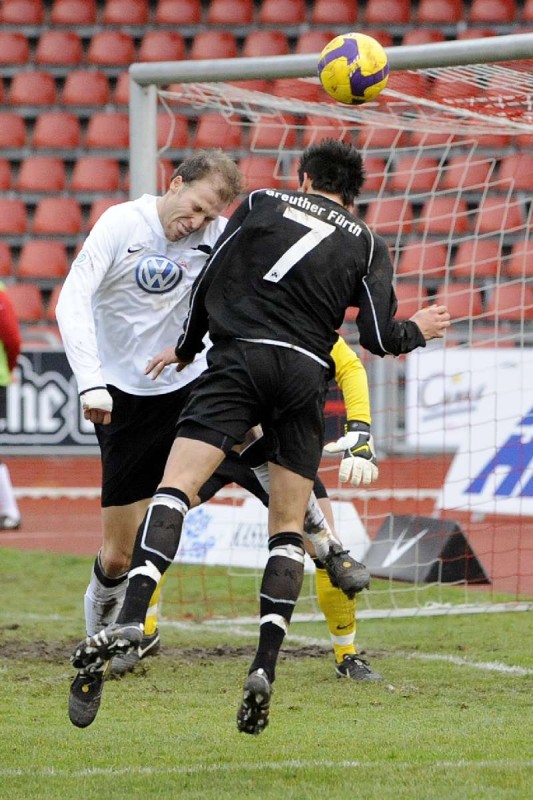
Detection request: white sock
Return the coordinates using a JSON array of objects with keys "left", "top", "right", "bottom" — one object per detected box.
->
[
  {"left": 0, "top": 463, "right": 20, "bottom": 520},
  {"left": 84, "top": 561, "right": 128, "bottom": 636}
]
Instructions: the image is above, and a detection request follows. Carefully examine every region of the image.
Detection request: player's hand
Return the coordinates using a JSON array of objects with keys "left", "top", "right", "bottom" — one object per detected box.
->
[
  {"left": 145, "top": 346, "right": 179, "bottom": 380},
  {"left": 410, "top": 304, "right": 451, "bottom": 341},
  {"left": 323, "top": 421, "right": 379, "bottom": 486},
  {"left": 80, "top": 388, "right": 113, "bottom": 425}
]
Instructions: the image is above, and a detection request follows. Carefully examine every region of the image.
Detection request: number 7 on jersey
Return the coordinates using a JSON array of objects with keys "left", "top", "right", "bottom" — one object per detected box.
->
[{"left": 263, "top": 206, "right": 336, "bottom": 283}]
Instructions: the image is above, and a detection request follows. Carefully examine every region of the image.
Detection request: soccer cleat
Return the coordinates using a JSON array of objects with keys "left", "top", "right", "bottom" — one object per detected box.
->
[
  {"left": 68, "top": 664, "right": 108, "bottom": 728},
  {"left": 323, "top": 542, "right": 370, "bottom": 599},
  {"left": 236, "top": 668, "right": 272, "bottom": 736},
  {"left": 335, "top": 654, "right": 382, "bottom": 681},
  {"left": 0, "top": 514, "right": 21, "bottom": 530},
  {"left": 109, "top": 630, "right": 161, "bottom": 676},
  {"left": 71, "top": 622, "right": 144, "bottom": 673}
]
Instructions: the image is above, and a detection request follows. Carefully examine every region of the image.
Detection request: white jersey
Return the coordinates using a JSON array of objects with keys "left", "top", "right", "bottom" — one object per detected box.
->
[{"left": 56, "top": 194, "right": 227, "bottom": 396}]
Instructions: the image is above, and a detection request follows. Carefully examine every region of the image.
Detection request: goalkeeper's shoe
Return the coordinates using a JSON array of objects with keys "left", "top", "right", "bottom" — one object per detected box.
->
[
  {"left": 237, "top": 668, "right": 272, "bottom": 736},
  {"left": 110, "top": 629, "right": 161, "bottom": 676},
  {"left": 335, "top": 654, "right": 382, "bottom": 682},
  {"left": 71, "top": 622, "right": 144, "bottom": 673},
  {"left": 323, "top": 542, "right": 370, "bottom": 599},
  {"left": 68, "top": 662, "right": 109, "bottom": 728}
]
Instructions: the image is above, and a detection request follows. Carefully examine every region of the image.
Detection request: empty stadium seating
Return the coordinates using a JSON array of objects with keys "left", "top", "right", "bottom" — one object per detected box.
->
[
  {"left": 17, "top": 156, "right": 66, "bottom": 193},
  {"left": 453, "top": 238, "right": 501, "bottom": 279},
  {"left": 70, "top": 157, "right": 121, "bottom": 193},
  {"left": 259, "top": 0, "right": 306, "bottom": 24},
  {"left": 190, "top": 30, "right": 238, "bottom": 59},
  {"left": 194, "top": 113, "right": 242, "bottom": 150},
  {"left": 18, "top": 241, "right": 68, "bottom": 281},
  {"left": 365, "top": 0, "right": 411, "bottom": 24},
  {"left": 87, "top": 31, "right": 136, "bottom": 67},
  {"left": 0, "top": 199, "right": 27, "bottom": 234},
  {"left": 417, "top": 0, "right": 464, "bottom": 23},
  {"left": 33, "top": 197, "right": 83, "bottom": 235},
  {"left": 102, "top": 0, "right": 150, "bottom": 25},
  {"left": 85, "top": 112, "right": 130, "bottom": 150},
  {"left": 207, "top": 0, "right": 254, "bottom": 25},
  {"left": 0, "top": 160, "right": 12, "bottom": 190},
  {"left": 9, "top": 71, "right": 57, "bottom": 106},
  {"left": 137, "top": 31, "right": 186, "bottom": 63},
  {"left": 154, "top": 0, "right": 201, "bottom": 24},
  {"left": 311, "top": 0, "right": 357, "bottom": 24},
  {"left": 0, "top": 32, "right": 30, "bottom": 64},
  {"left": 62, "top": 71, "right": 110, "bottom": 105},
  {"left": 469, "top": 0, "right": 517, "bottom": 24},
  {"left": 50, "top": 0, "right": 97, "bottom": 24},
  {"left": 397, "top": 240, "right": 449, "bottom": 280},
  {"left": 434, "top": 283, "right": 484, "bottom": 318},
  {"left": 486, "top": 282, "right": 533, "bottom": 321},
  {"left": 0, "top": 112, "right": 26, "bottom": 148},
  {"left": 1, "top": 0, "right": 45, "bottom": 24},
  {"left": 0, "top": 243, "right": 13, "bottom": 277},
  {"left": 5, "top": 283, "right": 45, "bottom": 324},
  {"left": 34, "top": 30, "right": 83, "bottom": 66}
]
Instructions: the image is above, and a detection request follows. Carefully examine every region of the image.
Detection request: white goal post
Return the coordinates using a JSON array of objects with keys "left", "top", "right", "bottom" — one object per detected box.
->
[{"left": 126, "top": 34, "right": 533, "bottom": 621}]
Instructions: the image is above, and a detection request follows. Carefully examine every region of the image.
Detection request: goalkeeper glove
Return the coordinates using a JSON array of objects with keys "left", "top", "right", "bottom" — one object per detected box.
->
[{"left": 323, "top": 420, "right": 379, "bottom": 486}]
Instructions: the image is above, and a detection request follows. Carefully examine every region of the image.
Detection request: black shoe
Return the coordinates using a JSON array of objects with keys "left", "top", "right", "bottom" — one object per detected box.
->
[
  {"left": 0, "top": 514, "right": 21, "bottom": 530},
  {"left": 110, "top": 630, "right": 161, "bottom": 676},
  {"left": 71, "top": 622, "right": 144, "bottom": 672},
  {"left": 69, "top": 667, "right": 106, "bottom": 728},
  {"left": 323, "top": 542, "right": 370, "bottom": 599},
  {"left": 237, "top": 668, "right": 272, "bottom": 736},
  {"left": 335, "top": 654, "right": 382, "bottom": 681}
]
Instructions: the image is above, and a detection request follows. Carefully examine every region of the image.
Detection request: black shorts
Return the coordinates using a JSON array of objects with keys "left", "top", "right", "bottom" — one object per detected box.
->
[
  {"left": 95, "top": 381, "right": 198, "bottom": 507},
  {"left": 178, "top": 340, "right": 329, "bottom": 480}
]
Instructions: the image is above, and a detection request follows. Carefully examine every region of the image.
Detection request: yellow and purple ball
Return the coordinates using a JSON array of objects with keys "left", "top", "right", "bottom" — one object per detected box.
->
[{"left": 318, "top": 32, "right": 389, "bottom": 105}]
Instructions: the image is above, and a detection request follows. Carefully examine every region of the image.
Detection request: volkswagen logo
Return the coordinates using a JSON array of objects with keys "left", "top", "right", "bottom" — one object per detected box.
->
[{"left": 135, "top": 255, "right": 185, "bottom": 294}]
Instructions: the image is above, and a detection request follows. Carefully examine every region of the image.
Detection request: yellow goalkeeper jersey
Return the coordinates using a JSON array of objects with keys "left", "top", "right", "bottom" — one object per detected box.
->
[{"left": 330, "top": 336, "right": 371, "bottom": 425}]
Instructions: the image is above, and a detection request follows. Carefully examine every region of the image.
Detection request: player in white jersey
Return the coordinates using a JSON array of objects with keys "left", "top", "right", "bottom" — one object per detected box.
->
[{"left": 56, "top": 150, "right": 244, "bottom": 728}]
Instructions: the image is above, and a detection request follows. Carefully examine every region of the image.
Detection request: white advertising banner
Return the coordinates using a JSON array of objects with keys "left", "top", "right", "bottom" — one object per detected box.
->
[
  {"left": 175, "top": 497, "right": 370, "bottom": 570},
  {"left": 433, "top": 350, "right": 533, "bottom": 516}
]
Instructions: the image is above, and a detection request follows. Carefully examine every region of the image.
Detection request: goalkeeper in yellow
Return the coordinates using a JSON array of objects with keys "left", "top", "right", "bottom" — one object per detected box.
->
[{"left": 114, "top": 334, "right": 381, "bottom": 681}]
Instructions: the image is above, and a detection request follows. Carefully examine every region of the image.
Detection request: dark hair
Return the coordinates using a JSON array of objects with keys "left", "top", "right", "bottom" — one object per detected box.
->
[
  {"left": 170, "top": 149, "right": 244, "bottom": 204},
  {"left": 297, "top": 138, "right": 366, "bottom": 207}
]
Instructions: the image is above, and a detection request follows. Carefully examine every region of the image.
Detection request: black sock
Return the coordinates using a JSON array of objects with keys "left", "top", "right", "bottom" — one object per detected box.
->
[
  {"left": 117, "top": 487, "right": 190, "bottom": 624},
  {"left": 249, "top": 532, "right": 305, "bottom": 682}
]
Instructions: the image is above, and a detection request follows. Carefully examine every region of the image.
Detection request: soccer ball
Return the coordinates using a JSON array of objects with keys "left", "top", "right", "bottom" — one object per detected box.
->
[{"left": 317, "top": 32, "right": 389, "bottom": 105}]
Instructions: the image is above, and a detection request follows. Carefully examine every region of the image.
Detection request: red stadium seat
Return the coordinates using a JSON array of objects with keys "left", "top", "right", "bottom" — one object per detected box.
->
[
  {"left": 9, "top": 71, "right": 57, "bottom": 106},
  {"left": 35, "top": 31, "right": 83, "bottom": 66},
  {"left": 71, "top": 157, "right": 121, "bottom": 193},
  {"left": 249, "top": 114, "right": 297, "bottom": 150},
  {"left": 396, "top": 240, "right": 449, "bottom": 280},
  {"left": 102, "top": 0, "right": 149, "bottom": 24},
  {"left": 242, "top": 30, "right": 289, "bottom": 57},
  {"left": 486, "top": 282, "right": 533, "bottom": 321},
  {"left": 476, "top": 197, "right": 525, "bottom": 233},
  {"left": 87, "top": 198, "right": 124, "bottom": 229},
  {"left": 259, "top": 0, "right": 306, "bottom": 24},
  {"left": 0, "top": 243, "right": 13, "bottom": 277},
  {"left": 194, "top": 113, "right": 242, "bottom": 149},
  {"left": 207, "top": 0, "right": 254, "bottom": 25},
  {"left": 434, "top": 284, "right": 483, "bottom": 318},
  {"left": 87, "top": 31, "right": 135, "bottom": 66},
  {"left": 402, "top": 29, "right": 446, "bottom": 45},
  {"left": 524, "top": 0, "right": 533, "bottom": 22},
  {"left": 33, "top": 197, "right": 83, "bottom": 235},
  {"left": 51, "top": 0, "right": 97, "bottom": 24},
  {"left": 113, "top": 72, "right": 130, "bottom": 106},
  {"left": 157, "top": 113, "right": 189, "bottom": 149},
  {"left": 358, "top": 125, "right": 408, "bottom": 150},
  {"left": 190, "top": 31, "right": 238, "bottom": 60},
  {"left": 358, "top": 157, "right": 388, "bottom": 194},
  {"left": 365, "top": 0, "right": 411, "bottom": 24},
  {"left": 0, "top": 160, "right": 12, "bottom": 191},
  {"left": 364, "top": 198, "right": 414, "bottom": 235},
  {"left": 417, "top": 196, "right": 470, "bottom": 235},
  {"left": 33, "top": 111, "right": 81, "bottom": 149},
  {"left": 138, "top": 31, "right": 186, "bottom": 63},
  {"left": 295, "top": 31, "right": 336, "bottom": 55},
  {"left": 506, "top": 239, "right": 533, "bottom": 279},
  {"left": 18, "top": 241, "right": 69, "bottom": 281},
  {"left": 271, "top": 78, "right": 321, "bottom": 103},
  {"left": 0, "top": 199, "right": 27, "bottom": 234},
  {"left": 17, "top": 157, "right": 66, "bottom": 193},
  {"left": 440, "top": 154, "right": 494, "bottom": 191},
  {"left": 0, "top": 0, "right": 44, "bottom": 24},
  {"left": 311, "top": 0, "right": 357, "bottom": 24},
  {"left": 417, "top": 0, "right": 464, "bottom": 23},
  {"left": 452, "top": 239, "right": 501, "bottom": 279},
  {"left": 85, "top": 112, "right": 130, "bottom": 149},
  {"left": 302, "top": 115, "right": 349, "bottom": 147},
  {"left": 154, "top": 0, "right": 201, "bottom": 24},
  {"left": 394, "top": 283, "right": 428, "bottom": 319},
  {"left": 389, "top": 156, "right": 440, "bottom": 193},
  {"left": 239, "top": 156, "right": 280, "bottom": 191},
  {"left": 0, "top": 112, "right": 26, "bottom": 148},
  {"left": 469, "top": 0, "right": 516, "bottom": 23},
  {"left": 362, "top": 29, "right": 394, "bottom": 47},
  {"left": 62, "top": 71, "right": 110, "bottom": 106},
  {"left": 498, "top": 153, "right": 533, "bottom": 192},
  {"left": 0, "top": 32, "right": 29, "bottom": 64},
  {"left": 455, "top": 28, "right": 497, "bottom": 39},
  {"left": 5, "top": 283, "right": 45, "bottom": 323},
  {"left": 45, "top": 285, "right": 63, "bottom": 323}
]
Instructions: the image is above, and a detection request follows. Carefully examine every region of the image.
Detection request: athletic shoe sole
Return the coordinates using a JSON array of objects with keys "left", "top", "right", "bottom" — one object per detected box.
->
[
  {"left": 110, "top": 630, "right": 161, "bottom": 676},
  {"left": 71, "top": 623, "right": 144, "bottom": 673},
  {"left": 237, "top": 668, "right": 272, "bottom": 736},
  {"left": 68, "top": 663, "right": 109, "bottom": 728}
]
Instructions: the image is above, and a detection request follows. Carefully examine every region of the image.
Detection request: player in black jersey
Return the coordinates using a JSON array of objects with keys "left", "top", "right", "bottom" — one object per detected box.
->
[{"left": 71, "top": 139, "right": 450, "bottom": 735}]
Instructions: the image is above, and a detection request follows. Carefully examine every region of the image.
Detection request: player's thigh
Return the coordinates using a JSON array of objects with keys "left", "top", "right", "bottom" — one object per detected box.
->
[{"left": 268, "top": 462, "right": 313, "bottom": 536}]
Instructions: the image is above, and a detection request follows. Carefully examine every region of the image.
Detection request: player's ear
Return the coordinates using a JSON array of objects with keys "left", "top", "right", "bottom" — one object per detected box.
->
[
  {"left": 300, "top": 172, "right": 312, "bottom": 192},
  {"left": 169, "top": 174, "right": 183, "bottom": 193}
]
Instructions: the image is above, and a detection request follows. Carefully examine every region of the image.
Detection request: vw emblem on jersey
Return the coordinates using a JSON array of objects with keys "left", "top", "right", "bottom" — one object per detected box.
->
[{"left": 135, "top": 254, "right": 185, "bottom": 294}]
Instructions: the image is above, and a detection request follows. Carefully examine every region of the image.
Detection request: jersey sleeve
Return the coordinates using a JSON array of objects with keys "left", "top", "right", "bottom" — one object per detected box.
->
[
  {"left": 0, "top": 286, "right": 21, "bottom": 372},
  {"left": 55, "top": 208, "right": 121, "bottom": 393},
  {"left": 331, "top": 336, "right": 371, "bottom": 425},
  {"left": 356, "top": 233, "right": 426, "bottom": 357}
]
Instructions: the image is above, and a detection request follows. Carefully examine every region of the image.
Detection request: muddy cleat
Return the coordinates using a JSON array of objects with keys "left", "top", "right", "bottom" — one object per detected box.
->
[
  {"left": 335, "top": 654, "right": 382, "bottom": 681},
  {"left": 110, "top": 630, "right": 161, "bottom": 676},
  {"left": 71, "top": 622, "right": 144, "bottom": 673},
  {"left": 323, "top": 542, "right": 370, "bottom": 599},
  {"left": 237, "top": 668, "right": 272, "bottom": 736},
  {"left": 69, "top": 664, "right": 108, "bottom": 728}
]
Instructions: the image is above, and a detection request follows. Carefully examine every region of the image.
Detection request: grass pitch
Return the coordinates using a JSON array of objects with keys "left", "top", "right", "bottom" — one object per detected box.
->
[{"left": 1, "top": 547, "right": 532, "bottom": 800}]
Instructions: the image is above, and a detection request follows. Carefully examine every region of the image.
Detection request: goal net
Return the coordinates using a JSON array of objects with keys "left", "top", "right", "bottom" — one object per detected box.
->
[{"left": 130, "top": 35, "right": 533, "bottom": 621}]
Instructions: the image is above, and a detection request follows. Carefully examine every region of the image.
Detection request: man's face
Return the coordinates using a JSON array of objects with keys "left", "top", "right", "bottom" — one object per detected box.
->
[{"left": 158, "top": 175, "right": 228, "bottom": 242}]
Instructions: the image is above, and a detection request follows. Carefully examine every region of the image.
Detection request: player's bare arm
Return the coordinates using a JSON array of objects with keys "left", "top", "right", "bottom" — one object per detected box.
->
[{"left": 410, "top": 304, "right": 451, "bottom": 341}]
